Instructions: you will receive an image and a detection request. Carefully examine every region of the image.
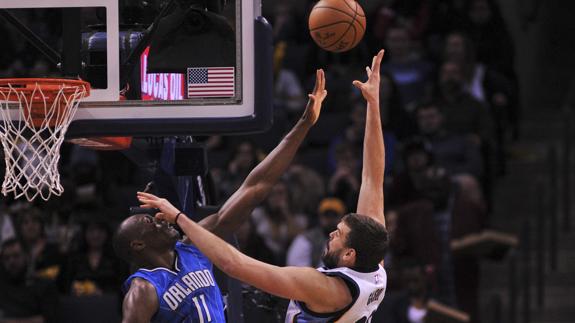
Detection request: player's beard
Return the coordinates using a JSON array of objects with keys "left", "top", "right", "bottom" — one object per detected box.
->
[{"left": 322, "top": 247, "right": 342, "bottom": 269}]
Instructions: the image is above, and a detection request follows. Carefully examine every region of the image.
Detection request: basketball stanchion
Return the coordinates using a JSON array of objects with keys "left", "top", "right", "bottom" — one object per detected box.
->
[{"left": 0, "top": 78, "right": 90, "bottom": 201}]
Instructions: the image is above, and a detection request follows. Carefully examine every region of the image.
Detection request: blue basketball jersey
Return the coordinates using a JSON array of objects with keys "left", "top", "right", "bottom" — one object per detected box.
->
[{"left": 124, "top": 241, "right": 226, "bottom": 323}]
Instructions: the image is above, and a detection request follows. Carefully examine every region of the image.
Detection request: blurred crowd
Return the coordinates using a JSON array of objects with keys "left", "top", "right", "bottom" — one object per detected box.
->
[{"left": 0, "top": 0, "right": 518, "bottom": 322}]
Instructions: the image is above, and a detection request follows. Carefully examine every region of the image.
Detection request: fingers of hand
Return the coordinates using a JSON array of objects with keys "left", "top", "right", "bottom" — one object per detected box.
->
[
  {"left": 372, "top": 49, "right": 384, "bottom": 70},
  {"left": 366, "top": 66, "right": 372, "bottom": 77},
  {"left": 137, "top": 195, "right": 156, "bottom": 203},
  {"left": 371, "top": 49, "right": 384, "bottom": 71},
  {"left": 352, "top": 80, "right": 364, "bottom": 89},
  {"left": 137, "top": 192, "right": 158, "bottom": 200}
]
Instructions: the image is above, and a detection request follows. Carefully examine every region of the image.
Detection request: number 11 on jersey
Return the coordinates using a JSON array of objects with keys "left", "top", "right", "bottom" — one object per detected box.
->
[{"left": 192, "top": 294, "right": 212, "bottom": 323}]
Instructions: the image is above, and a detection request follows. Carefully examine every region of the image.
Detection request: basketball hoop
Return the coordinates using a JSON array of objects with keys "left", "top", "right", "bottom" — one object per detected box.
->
[{"left": 0, "top": 78, "right": 90, "bottom": 201}]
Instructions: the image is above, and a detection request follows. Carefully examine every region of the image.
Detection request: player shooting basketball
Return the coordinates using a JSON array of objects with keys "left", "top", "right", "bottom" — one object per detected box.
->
[
  {"left": 114, "top": 69, "right": 328, "bottom": 323},
  {"left": 138, "top": 50, "right": 388, "bottom": 322}
]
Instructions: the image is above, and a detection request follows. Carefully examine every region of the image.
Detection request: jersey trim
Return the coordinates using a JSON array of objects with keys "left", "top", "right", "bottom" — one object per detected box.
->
[
  {"left": 138, "top": 253, "right": 180, "bottom": 275},
  {"left": 295, "top": 270, "right": 360, "bottom": 320}
]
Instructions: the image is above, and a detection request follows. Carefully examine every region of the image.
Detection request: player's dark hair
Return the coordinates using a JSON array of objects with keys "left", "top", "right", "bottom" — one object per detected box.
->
[{"left": 342, "top": 213, "right": 388, "bottom": 271}]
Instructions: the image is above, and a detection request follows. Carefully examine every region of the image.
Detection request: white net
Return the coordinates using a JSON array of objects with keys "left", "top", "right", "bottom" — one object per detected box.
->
[{"left": 0, "top": 80, "right": 88, "bottom": 201}]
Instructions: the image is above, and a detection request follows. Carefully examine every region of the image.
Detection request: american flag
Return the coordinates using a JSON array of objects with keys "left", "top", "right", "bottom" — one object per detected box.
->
[{"left": 187, "top": 67, "right": 235, "bottom": 98}]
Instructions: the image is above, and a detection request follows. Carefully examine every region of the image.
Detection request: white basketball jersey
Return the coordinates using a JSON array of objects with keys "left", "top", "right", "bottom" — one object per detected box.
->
[{"left": 285, "top": 265, "right": 387, "bottom": 323}]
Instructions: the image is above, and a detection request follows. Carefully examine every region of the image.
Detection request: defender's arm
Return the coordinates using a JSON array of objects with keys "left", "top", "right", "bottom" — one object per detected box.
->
[
  {"left": 122, "top": 278, "right": 158, "bottom": 323},
  {"left": 198, "top": 70, "right": 328, "bottom": 238}
]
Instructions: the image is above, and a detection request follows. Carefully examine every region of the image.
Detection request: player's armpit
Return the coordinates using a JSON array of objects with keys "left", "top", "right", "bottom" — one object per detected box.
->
[{"left": 122, "top": 278, "right": 158, "bottom": 323}]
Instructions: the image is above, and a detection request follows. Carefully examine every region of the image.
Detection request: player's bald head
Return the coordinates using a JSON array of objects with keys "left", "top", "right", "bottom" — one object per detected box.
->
[
  {"left": 113, "top": 214, "right": 146, "bottom": 262},
  {"left": 114, "top": 213, "right": 180, "bottom": 264}
]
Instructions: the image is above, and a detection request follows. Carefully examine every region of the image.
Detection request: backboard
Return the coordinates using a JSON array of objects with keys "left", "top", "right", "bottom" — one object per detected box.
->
[{"left": 0, "top": 0, "right": 272, "bottom": 137}]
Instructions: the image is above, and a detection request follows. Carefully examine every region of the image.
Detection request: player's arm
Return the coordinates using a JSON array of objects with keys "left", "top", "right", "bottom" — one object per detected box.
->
[
  {"left": 352, "top": 50, "right": 386, "bottom": 227},
  {"left": 121, "top": 278, "right": 159, "bottom": 323},
  {"left": 137, "top": 193, "right": 353, "bottom": 312},
  {"left": 198, "top": 69, "right": 328, "bottom": 238}
]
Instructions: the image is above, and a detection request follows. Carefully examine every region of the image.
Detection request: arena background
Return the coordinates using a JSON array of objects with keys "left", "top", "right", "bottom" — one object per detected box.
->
[{"left": 0, "top": 0, "right": 574, "bottom": 322}]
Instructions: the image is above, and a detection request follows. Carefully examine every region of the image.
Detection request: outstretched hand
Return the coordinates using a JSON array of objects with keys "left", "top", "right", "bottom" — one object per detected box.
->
[
  {"left": 137, "top": 192, "right": 181, "bottom": 224},
  {"left": 302, "top": 69, "right": 328, "bottom": 125},
  {"left": 352, "top": 50, "right": 385, "bottom": 103}
]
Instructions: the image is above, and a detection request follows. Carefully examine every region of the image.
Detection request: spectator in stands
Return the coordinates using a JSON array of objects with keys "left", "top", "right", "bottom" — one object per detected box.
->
[
  {"left": 388, "top": 201, "right": 440, "bottom": 283},
  {"left": 464, "top": 0, "right": 521, "bottom": 139},
  {"left": 424, "top": 0, "right": 468, "bottom": 58},
  {"left": 435, "top": 61, "right": 494, "bottom": 146},
  {"left": 269, "top": 2, "right": 307, "bottom": 44},
  {"left": 369, "top": 0, "right": 433, "bottom": 50},
  {"left": 16, "top": 207, "right": 62, "bottom": 281},
  {"left": 383, "top": 265, "right": 432, "bottom": 323},
  {"left": 416, "top": 101, "right": 483, "bottom": 178},
  {"left": 219, "top": 140, "right": 261, "bottom": 199},
  {"left": 286, "top": 197, "right": 346, "bottom": 268},
  {"left": 390, "top": 141, "right": 486, "bottom": 320},
  {"left": 388, "top": 138, "right": 434, "bottom": 207},
  {"left": 0, "top": 239, "right": 59, "bottom": 323},
  {"left": 443, "top": 31, "right": 515, "bottom": 174},
  {"left": 421, "top": 166, "right": 485, "bottom": 322},
  {"left": 273, "top": 41, "right": 306, "bottom": 120},
  {"left": 327, "top": 99, "right": 364, "bottom": 173},
  {"left": 285, "top": 163, "right": 325, "bottom": 217},
  {"left": 415, "top": 101, "right": 485, "bottom": 205},
  {"left": 58, "top": 220, "right": 125, "bottom": 296},
  {"left": 235, "top": 218, "right": 276, "bottom": 265},
  {"left": 251, "top": 180, "right": 307, "bottom": 265},
  {"left": 329, "top": 97, "right": 399, "bottom": 180},
  {"left": 463, "top": 0, "right": 515, "bottom": 79},
  {"left": 380, "top": 71, "right": 417, "bottom": 140},
  {"left": 328, "top": 142, "right": 361, "bottom": 211},
  {"left": 443, "top": 32, "right": 513, "bottom": 109},
  {"left": 382, "top": 24, "right": 435, "bottom": 109}
]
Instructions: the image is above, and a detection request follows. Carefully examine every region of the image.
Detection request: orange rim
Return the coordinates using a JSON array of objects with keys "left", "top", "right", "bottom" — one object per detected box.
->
[
  {"left": 0, "top": 78, "right": 90, "bottom": 95},
  {"left": 0, "top": 78, "right": 91, "bottom": 127}
]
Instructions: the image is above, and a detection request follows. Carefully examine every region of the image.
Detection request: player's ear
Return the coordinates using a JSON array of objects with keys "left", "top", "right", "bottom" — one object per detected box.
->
[
  {"left": 130, "top": 240, "right": 145, "bottom": 251},
  {"left": 342, "top": 248, "right": 356, "bottom": 264}
]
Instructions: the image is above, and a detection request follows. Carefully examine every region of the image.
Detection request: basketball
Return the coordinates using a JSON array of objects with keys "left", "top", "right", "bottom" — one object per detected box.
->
[{"left": 308, "top": 0, "right": 366, "bottom": 52}]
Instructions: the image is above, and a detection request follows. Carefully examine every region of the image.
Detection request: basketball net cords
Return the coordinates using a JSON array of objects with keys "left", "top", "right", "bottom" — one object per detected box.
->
[{"left": 0, "top": 83, "right": 86, "bottom": 201}]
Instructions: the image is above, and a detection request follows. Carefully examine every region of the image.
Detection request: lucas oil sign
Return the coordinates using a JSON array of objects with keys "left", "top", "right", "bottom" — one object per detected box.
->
[{"left": 140, "top": 47, "right": 185, "bottom": 101}]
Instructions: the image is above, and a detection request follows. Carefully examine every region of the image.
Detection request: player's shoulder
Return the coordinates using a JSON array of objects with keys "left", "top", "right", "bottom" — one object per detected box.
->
[
  {"left": 124, "top": 278, "right": 159, "bottom": 307},
  {"left": 319, "top": 265, "right": 386, "bottom": 283},
  {"left": 128, "top": 277, "right": 156, "bottom": 294},
  {"left": 176, "top": 239, "right": 196, "bottom": 249},
  {"left": 123, "top": 278, "right": 160, "bottom": 321}
]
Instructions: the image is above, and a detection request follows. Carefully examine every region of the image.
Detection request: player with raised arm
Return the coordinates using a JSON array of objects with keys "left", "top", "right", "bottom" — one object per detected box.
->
[
  {"left": 114, "top": 69, "right": 328, "bottom": 323},
  {"left": 137, "top": 50, "right": 388, "bottom": 323}
]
